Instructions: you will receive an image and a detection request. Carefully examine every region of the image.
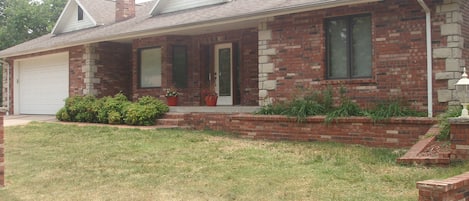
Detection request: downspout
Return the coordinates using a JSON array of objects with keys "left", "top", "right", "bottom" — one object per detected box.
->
[
  {"left": 417, "top": 0, "right": 433, "bottom": 117},
  {"left": 0, "top": 60, "right": 9, "bottom": 116}
]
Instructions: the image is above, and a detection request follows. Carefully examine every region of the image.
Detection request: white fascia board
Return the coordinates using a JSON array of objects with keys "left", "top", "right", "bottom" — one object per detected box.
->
[{"left": 51, "top": 0, "right": 73, "bottom": 34}]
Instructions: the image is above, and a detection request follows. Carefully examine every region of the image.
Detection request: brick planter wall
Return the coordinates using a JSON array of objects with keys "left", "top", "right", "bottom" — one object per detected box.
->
[
  {"left": 417, "top": 172, "right": 469, "bottom": 201},
  {"left": 179, "top": 114, "right": 436, "bottom": 148},
  {"left": 449, "top": 118, "right": 469, "bottom": 161}
]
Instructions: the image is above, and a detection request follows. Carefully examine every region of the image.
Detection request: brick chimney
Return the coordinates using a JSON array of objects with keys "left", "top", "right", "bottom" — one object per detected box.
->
[{"left": 115, "top": 0, "right": 135, "bottom": 22}]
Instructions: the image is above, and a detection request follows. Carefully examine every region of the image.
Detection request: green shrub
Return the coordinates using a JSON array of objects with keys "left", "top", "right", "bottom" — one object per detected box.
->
[
  {"left": 56, "top": 107, "right": 70, "bottom": 122},
  {"left": 256, "top": 103, "right": 288, "bottom": 115},
  {"left": 108, "top": 110, "right": 123, "bottom": 125},
  {"left": 438, "top": 106, "right": 462, "bottom": 141},
  {"left": 286, "top": 99, "right": 325, "bottom": 122},
  {"left": 124, "top": 96, "right": 168, "bottom": 126},
  {"left": 365, "top": 101, "right": 426, "bottom": 122},
  {"left": 56, "top": 93, "right": 168, "bottom": 126},
  {"left": 64, "top": 95, "right": 97, "bottom": 122},
  {"left": 137, "top": 96, "right": 169, "bottom": 118},
  {"left": 325, "top": 99, "right": 364, "bottom": 123},
  {"left": 95, "top": 93, "right": 130, "bottom": 124},
  {"left": 256, "top": 87, "right": 428, "bottom": 124}
]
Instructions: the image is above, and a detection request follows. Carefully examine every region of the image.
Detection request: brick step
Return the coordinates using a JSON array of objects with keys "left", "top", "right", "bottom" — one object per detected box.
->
[
  {"left": 156, "top": 118, "right": 185, "bottom": 127},
  {"left": 162, "top": 113, "right": 186, "bottom": 119},
  {"left": 396, "top": 125, "right": 450, "bottom": 166}
]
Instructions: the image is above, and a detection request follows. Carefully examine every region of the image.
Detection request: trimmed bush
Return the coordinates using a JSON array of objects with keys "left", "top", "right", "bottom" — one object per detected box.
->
[
  {"left": 56, "top": 93, "right": 168, "bottom": 126},
  {"left": 124, "top": 96, "right": 169, "bottom": 126}
]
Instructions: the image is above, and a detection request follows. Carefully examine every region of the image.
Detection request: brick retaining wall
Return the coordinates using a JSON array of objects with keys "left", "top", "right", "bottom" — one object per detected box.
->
[
  {"left": 417, "top": 172, "right": 469, "bottom": 201},
  {"left": 449, "top": 118, "right": 469, "bottom": 161},
  {"left": 179, "top": 113, "right": 436, "bottom": 148}
]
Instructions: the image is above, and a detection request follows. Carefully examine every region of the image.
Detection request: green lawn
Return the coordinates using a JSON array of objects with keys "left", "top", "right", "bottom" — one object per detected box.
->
[{"left": 0, "top": 123, "right": 467, "bottom": 201}]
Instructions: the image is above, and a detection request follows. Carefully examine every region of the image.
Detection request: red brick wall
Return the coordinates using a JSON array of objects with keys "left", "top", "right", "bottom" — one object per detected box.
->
[
  {"left": 94, "top": 42, "right": 132, "bottom": 97},
  {"left": 417, "top": 172, "right": 469, "bottom": 201},
  {"left": 179, "top": 113, "right": 435, "bottom": 148},
  {"left": 131, "top": 29, "right": 259, "bottom": 106},
  {"left": 131, "top": 36, "right": 171, "bottom": 101},
  {"left": 0, "top": 112, "right": 5, "bottom": 187},
  {"left": 192, "top": 28, "right": 259, "bottom": 106},
  {"left": 69, "top": 46, "right": 86, "bottom": 96},
  {"left": 449, "top": 118, "right": 469, "bottom": 161},
  {"left": 264, "top": 0, "right": 447, "bottom": 114}
]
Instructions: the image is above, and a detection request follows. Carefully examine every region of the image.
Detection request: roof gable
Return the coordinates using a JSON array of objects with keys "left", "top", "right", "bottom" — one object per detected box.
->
[
  {"left": 52, "top": 0, "right": 116, "bottom": 35},
  {"left": 150, "top": 0, "right": 230, "bottom": 15}
]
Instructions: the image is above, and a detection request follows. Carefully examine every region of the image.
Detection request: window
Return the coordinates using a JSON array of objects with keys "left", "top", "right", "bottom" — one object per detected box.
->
[
  {"left": 77, "top": 6, "right": 84, "bottom": 21},
  {"left": 172, "top": 46, "right": 188, "bottom": 88},
  {"left": 326, "top": 15, "right": 372, "bottom": 79},
  {"left": 139, "top": 47, "right": 162, "bottom": 88}
]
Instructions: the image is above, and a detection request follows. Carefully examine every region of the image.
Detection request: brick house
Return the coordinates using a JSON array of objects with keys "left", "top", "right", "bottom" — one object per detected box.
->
[{"left": 0, "top": 0, "right": 466, "bottom": 116}]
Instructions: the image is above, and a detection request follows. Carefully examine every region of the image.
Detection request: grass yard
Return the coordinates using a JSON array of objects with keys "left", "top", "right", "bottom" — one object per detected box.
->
[{"left": 0, "top": 123, "right": 468, "bottom": 201}]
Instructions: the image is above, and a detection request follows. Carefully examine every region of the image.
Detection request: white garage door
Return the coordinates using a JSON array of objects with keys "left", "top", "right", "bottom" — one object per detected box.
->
[{"left": 17, "top": 53, "right": 69, "bottom": 114}]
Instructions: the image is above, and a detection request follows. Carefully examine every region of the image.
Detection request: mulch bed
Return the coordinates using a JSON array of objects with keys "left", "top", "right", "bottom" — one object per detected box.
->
[{"left": 417, "top": 140, "right": 451, "bottom": 158}]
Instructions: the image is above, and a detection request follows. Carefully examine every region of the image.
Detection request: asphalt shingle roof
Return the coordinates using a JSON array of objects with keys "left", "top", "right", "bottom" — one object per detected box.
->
[{"left": 0, "top": 0, "right": 379, "bottom": 58}]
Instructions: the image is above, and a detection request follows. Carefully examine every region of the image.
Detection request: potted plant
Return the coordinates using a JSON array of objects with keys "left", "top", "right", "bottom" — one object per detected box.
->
[
  {"left": 165, "top": 87, "right": 179, "bottom": 106},
  {"left": 201, "top": 87, "right": 218, "bottom": 106}
]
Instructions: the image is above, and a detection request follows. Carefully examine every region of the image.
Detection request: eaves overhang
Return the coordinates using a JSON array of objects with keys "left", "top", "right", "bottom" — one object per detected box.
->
[{"left": 0, "top": 0, "right": 383, "bottom": 58}]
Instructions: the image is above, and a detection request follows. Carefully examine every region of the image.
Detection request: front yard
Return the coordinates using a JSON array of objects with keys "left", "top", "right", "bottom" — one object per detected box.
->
[{"left": 0, "top": 123, "right": 467, "bottom": 201}]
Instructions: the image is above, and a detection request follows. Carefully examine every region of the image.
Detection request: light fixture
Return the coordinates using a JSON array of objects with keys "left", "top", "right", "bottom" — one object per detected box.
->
[{"left": 455, "top": 67, "right": 469, "bottom": 118}]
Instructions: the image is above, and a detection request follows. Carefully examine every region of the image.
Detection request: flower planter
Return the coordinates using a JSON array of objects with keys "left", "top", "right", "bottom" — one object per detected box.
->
[
  {"left": 205, "top": 95, "right": 218, "bottom": 106},
  {"left": 166, "top": 96, "right": 178, "bottom": 106}
]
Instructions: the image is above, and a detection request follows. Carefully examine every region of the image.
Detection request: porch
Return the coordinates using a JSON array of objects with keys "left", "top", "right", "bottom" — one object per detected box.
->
[{"left": 168, "top": 106, "right": 260, "bottom": 114}]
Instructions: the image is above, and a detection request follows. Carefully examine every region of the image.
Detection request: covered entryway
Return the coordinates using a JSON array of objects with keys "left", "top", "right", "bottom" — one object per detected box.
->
[{"left": 14, "top": 52, "right": 69, "bottom": 115}]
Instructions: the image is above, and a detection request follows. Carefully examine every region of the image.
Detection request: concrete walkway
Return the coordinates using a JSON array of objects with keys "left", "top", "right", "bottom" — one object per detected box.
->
[{"left": 4, "top": 115, "right": 58, "bottom": 127}]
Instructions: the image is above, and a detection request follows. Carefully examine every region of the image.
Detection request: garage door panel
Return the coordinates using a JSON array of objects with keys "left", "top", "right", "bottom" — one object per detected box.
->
[{"left": 18, "top": 53, "right": 69, "bottom": 115}]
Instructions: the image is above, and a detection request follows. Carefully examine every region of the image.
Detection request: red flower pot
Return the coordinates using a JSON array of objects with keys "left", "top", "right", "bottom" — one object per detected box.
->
[
  {"left": 205, "top": 95, "right": 218, "bottom": 106},
  {"left": 166, "top": 96, "right": 178, "bottom": 106}
]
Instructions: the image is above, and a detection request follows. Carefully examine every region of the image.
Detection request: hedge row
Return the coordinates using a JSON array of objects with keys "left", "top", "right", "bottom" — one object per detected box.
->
[{"left": 56, "top": 93, "right": 169, "bottom": 126}]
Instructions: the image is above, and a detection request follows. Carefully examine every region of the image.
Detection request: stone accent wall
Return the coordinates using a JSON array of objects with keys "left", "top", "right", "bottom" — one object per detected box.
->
[
  {"left": 82, "top": 44, "right": 99, "bottom": 96},
  {"left": 417, "top": 172, "right": 469, "bottom": 201},
  {"left": 259, "top": 1, "right": 448, "bottom": 114},
  {"left": 435, "top": 0, "right": 467, "bottom": 109},
  {"left": 258, "top": 18, "right": 275, "bottom": 106}
]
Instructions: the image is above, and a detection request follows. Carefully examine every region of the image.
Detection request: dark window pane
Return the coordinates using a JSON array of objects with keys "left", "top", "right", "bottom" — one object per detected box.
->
[
  {"left": 218, "top": 48, "right": 231, "bottom": 96},
  {"left": 352, "top": 16, "right": 372, "bottom": 77},
  {"left": 172, "top": 46, "right": 188, "bottom": 88},
  {"left": 327, "top": 19, "right": 348, "bottom": 78},
  {"left": 78, "top": 6, "right": 84, "bottom": 21},
  {"left": 326, "top": 15, "right": 372, "bottom": 79}
]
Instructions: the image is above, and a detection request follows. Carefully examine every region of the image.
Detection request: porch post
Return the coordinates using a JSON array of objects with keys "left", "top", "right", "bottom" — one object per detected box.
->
[{"left": 258, "top": 18, "right": 276, "bottom": 106}]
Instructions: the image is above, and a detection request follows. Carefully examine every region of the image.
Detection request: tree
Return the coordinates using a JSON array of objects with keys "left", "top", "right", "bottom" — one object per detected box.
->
[{"left": 0, "top": 0, "right": 67, "bottom": 50}]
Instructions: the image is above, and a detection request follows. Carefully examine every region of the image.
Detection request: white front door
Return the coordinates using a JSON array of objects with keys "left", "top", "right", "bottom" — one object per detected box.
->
[{"left": 215, "top": 43, "right": 233, "bottom": 105}]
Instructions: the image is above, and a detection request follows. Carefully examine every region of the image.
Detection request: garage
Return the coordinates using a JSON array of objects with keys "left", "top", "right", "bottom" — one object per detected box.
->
[{"left": 14, "top": 52, "right": 69, "bottom": 115}]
